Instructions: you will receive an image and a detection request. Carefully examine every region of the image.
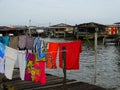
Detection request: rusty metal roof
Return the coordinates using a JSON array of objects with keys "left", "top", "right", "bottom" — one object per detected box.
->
[
  {"left": 77, "top": 22, "right": 106, "bottom": 28},
  {"left": 49, "top": 23, "right": 73, "bottom": 28}
]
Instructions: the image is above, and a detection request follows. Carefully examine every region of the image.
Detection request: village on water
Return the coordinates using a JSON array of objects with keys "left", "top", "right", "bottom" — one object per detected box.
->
[
  {"left": 0, "top": 21, "right": 120, "bottom": 90},
  {"left": 0, "top": 22, "right": 120, "bottom": 43}
]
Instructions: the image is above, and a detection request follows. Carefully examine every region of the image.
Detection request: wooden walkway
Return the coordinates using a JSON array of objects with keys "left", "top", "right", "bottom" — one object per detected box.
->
[
  {"left": 1, "top": 74, "right": 73, "bottom": 90},
  {"left": 0, "top": 68, "right": 108, "bottom": 90},
  {"left": 0, "top": 74, "right": 108, "bottom": 90}
]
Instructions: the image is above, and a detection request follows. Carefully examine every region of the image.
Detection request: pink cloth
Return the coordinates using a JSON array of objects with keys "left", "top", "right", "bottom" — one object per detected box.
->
[
  {"left": 34, "top": 61, "right": 46, "bottom": 85},
  {"left": 27, "top": 53, "right": 35, "bottom": 61},
  {"left": 25, "top": 53, "right": 35, "bottom": 81},
  {"left": 24, "top": 69, "right": 32, "bottom": 81}
]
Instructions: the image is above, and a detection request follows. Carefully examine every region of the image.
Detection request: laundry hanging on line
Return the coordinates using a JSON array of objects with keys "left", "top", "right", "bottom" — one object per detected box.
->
[
  {"left": 0, "top": 42, "right": 6, "bottom": 74},
  {"left": 0, "top": 36, "right": 10, "bottom": 46},
  {"left": 0, "top": 41, "right": 47, "bottom": 85},
  {"left": 17, "top": 51, "right": 26, "bottom": 80},
  {"left": 59, "top": 40, "right": 82, "bottom": 70},
  {"left": 46, "top": 42, "right": 59, "bottom": 69},
  {"left": 4, "top": 46, "right": 18, "bottom": 79},
  {"left": 10, "top": 36, "right": 18, "bottom": 49},
  {"left": 0, "top": 38, "right": 82, "bottom": 85},
  {"left": 25, "top": 52, "right": 46, "bottom": 85},
  {"left": 45, "top": 40, "right": 82, "bottom": 70}
]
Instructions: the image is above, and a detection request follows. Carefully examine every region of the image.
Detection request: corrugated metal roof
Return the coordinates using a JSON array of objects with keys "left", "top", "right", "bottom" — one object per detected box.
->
[{"left": 49, "top": 23, "right": 73, "bottom": 28}]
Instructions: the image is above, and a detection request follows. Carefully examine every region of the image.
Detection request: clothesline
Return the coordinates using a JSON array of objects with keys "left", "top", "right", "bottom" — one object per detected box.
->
[{"left": 45, "top": 50, "right": 68, "bottom": 53}]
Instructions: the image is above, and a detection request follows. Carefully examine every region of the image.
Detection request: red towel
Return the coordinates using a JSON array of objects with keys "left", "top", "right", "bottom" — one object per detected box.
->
[
  {"left": 46, "top": 42, "right": 59, "bottom": 69},
  {"left": 59, "top": 40, "right": 82, "bottom": 70}
]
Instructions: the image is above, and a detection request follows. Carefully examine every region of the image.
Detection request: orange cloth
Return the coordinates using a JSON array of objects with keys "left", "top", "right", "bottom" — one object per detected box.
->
[{"left": 46, "top": 42, "right": 59, "bottom": 69}]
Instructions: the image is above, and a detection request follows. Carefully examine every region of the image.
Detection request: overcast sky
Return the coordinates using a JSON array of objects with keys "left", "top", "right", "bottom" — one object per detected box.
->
[{"left": 0, "top": 0, "right": 120, "bottom": 26}]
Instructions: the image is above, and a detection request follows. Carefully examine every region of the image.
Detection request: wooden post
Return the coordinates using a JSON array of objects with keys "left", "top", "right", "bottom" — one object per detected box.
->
[
  {"left": 0, "top": 74, "right": 4, "bottom": 89},
  {"left": 62, "top": 47, "right": 67, "bottom": 90},
  {"left": 94, "top": 32, "right": 97, "bottom": 84},
  {"left": 76, "top": 34, "right": 79, "bottom": 40},
  {"left": 64, "top": 32, "right": 66, "bottom": 39}
]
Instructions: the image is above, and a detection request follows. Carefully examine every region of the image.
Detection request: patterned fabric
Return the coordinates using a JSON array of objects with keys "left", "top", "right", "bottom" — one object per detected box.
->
[
  {"left": 46, "top": 42, "right": 59, "bottom": 69},
  {"left": 37, "top": 52, "right": 46, "bottom": 61},
  {"left": 34, "top": 53, "right": 46, "bottom": 62},
  {"left": 25, "top": 52, "right": 35, "bottom": 81},
  {"left": 27, "top": 53, "right": 35, "bottom": 61},
  {"left": 34, "top": 61, "right": 46, "bottom": 85},
  {"left": 24, "top": 67, "right": 32, "bottom": 81}
]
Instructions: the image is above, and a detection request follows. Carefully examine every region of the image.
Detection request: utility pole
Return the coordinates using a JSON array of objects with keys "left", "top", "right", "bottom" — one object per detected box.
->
[
  {"left": 49, "top": 22, "right": 51, "bottom": 26},
  {"left": 94, "top": 28, "right": 99, "bottom": 84}
]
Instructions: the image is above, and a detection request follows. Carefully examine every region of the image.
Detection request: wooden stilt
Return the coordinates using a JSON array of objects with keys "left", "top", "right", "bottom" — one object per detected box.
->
[{"left": 62, "top": 47, "right": 67, "bottom": 90}]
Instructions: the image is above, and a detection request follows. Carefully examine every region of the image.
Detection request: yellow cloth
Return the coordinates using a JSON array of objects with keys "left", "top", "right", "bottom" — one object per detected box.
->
[
  {"left": 31, "top": 69, "right": 35, "bottom": 81},
  {"left": 27, "top": 61, "right": 33, "bottom": 67}
]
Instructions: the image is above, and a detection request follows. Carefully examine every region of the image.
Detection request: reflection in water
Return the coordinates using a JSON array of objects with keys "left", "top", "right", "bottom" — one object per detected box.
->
[{"left": 44, "top": 38, "right": 120, "bottom": 90}]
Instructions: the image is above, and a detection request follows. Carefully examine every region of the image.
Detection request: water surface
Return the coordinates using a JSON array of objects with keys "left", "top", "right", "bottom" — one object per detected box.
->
[{"left": 44, "top": 38, "right": 120, "bottom": 90}]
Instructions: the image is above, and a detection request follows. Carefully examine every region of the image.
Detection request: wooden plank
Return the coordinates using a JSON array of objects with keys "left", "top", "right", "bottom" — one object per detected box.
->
[
  {"left": 13, "top": 78, "right": 64, "bottom": 90},
  {"left": 3, "top": 80, "right": 22, "bottom": 85},
  {"left": 5, "top": 76, "right": 63, "bottom": 87},
  {"left": 22, "top": 79, "right": 76, "bottom": 90},
  {"left": 46, "top": 75, "right": 63, "bottom": 81},
  {"left": 2, "top": 74, "right": 77, "bottom": 90},
  {"left": 26, "top": 81, "right": 79, "bottom": 90},
  {"left": 5, "top": 78, "right": 75, "bottom": 90},
  {"left": 2, "top": 77, "right": 20, "bottom": 83},
  {"left": 5, "top": 80, "right": 32, "bottom": 86},
  {"left": 16, "top": 82, "right": 42, "bottom": 90}
]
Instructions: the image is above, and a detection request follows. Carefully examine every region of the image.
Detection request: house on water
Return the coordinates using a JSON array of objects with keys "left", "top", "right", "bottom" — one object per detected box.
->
[
  {"left": 105, "top": 25, "right": 118, "bottom": 35},
  {"left": 74, "top": 22, "right": 107, "bottom": 39},
  {"left": 49, "top": 23, "right": 74, "bottom": 38},
  {"left": 103, "top": 24, "right": 119, "bottom": 45},
  {"left": 0, "top": 25, "right": 27, "bottom": 36}
]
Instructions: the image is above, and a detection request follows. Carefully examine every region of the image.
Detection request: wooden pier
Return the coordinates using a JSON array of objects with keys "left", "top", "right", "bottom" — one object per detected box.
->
[
  {"left": 0, "top": 70, "right": 107, "bottom": 90},
  {"left": 0, "top": 42, "right": 109, "bottom": 90},
  {"left": 103, "top": 35, "right": 119, "bottom": 45}
]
